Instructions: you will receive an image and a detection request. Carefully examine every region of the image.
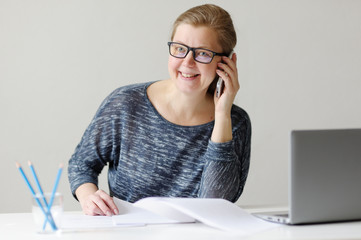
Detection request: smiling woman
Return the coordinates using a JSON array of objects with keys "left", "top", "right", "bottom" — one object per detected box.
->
[
  {"left": 166, "top": 24, "right": 223, "bottom": 97},
  {"left": 68, "top": 4, "right": 251, "bottom": 217}
]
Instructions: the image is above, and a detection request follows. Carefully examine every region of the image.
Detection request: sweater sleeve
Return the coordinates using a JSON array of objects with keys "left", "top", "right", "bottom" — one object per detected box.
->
[
  {"left": 67, "top": 92, "right": 120, "bottom": 199},
  {"left": 198, "top": 110, "right": 251, "bottom": 203}
]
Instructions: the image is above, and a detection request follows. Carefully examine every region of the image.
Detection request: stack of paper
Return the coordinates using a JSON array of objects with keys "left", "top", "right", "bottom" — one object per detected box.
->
[{"left": 61, "top": 197, "right": 277, "bottom": 235}]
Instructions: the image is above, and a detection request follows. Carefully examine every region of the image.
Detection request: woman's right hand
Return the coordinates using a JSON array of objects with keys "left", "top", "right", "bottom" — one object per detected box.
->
[{"left": 75, "top": 183, "right": 119, "bottom": 216}]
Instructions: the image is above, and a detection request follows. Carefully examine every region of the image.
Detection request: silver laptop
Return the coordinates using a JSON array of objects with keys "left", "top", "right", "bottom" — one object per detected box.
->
[{"left": 255, "top": 129, "right": 361, "bottom": 225}]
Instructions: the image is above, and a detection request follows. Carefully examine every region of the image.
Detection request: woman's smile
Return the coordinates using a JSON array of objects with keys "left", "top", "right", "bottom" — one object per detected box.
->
[{"left": 179, "top": 71, "right": 200, "bottom": 80}]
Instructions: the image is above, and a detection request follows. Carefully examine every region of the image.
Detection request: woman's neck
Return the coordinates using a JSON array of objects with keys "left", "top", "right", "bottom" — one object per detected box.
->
[{"left": 149, "top": 80, "right": 215, "bottom": 126}]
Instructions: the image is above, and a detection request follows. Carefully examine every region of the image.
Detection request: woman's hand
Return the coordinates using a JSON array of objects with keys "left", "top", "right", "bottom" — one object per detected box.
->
[
  {"left": 211, "top": 53, "right": 239, "bottom": 143},
  {"left": 75, "top": 183, "right": 119, "bottom": 216},
  {"left": 214, "top": 53, "right": 239, "bottom": 114}
]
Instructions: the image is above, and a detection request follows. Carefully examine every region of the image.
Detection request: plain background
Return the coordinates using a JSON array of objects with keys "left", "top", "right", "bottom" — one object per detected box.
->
[{"left": 1, "top": 0, "right": 360, "bottom": 213}]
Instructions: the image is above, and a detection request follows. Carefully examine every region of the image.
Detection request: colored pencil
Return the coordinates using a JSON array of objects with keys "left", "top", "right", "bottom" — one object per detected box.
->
[
  {"left": 28, "top": 161, "right": 58, "bottom": 230},
  {"left": 16, "top": 162, "right": 57, "bottom": 231},
  {"left": 28, "top": 161, "right": 49, "bottom": 206},
  {"left": 42, "top": 163, "right": 63, "bottom": 229}
]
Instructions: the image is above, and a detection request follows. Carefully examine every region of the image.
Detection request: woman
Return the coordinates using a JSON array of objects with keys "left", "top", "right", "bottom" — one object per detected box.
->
[{"left": 68, "top": 4, "right": 251, "bottom": 216}]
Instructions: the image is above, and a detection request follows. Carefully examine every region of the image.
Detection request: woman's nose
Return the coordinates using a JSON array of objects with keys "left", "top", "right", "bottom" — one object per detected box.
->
[{"left": 182, "top": 51, "right": 196, "bottom": 67}]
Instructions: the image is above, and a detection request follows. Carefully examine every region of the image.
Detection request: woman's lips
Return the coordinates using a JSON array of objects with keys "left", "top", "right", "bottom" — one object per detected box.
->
[{"left": 179, "top": 71, "right": 200, "bottom": 80}]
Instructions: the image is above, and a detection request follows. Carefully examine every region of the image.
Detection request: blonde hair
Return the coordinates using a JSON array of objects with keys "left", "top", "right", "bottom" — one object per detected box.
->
[{"left": 171, "top": 4, "right": 236, "bottom": 55}]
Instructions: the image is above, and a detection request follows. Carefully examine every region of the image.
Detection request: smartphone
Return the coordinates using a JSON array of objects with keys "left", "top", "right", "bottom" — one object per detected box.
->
[
  {"left": 216, "top": 51, "right": 234, "bottom": 98},
  {"left": 215, "top": 78, "right": 224, "bottom": 98}
]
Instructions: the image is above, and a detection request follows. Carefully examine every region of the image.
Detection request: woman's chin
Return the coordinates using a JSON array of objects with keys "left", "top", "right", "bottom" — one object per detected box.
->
[{"left": 175, "top": 80, "right": 209, "bottom": 96}]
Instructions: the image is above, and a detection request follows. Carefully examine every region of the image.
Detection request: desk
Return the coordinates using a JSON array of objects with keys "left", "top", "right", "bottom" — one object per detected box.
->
[{"left": 1, "top": 209, "right": 361, "bottom": 240}]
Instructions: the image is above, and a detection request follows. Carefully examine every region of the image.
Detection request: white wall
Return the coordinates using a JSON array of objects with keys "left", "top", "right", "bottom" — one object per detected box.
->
[{"left": 1, "top": 0, "right": 360, "bottom": 213}]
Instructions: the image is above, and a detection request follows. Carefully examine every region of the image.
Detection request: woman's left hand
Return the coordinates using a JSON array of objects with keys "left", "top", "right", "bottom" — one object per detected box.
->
[
  {"left": 211, "top": 53, "right": 239, "bottom": 143},
  {"left": 214, "top": 53, "right": 239, "bottom": 114}
]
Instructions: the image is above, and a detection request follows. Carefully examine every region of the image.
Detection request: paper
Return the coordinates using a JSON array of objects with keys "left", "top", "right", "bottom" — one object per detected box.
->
[
  {"left": 61, "top": 197, "right": 278, "bottom": 235},
  {"left": 125, "top": 197, "right": 277, "bottom": 234},
  {"left": 61, "top": 214, "right": 112, "bottom": 229},
  {"left": 61, "top": 214, "right": 144, "bottom": 231},
  {"left": 112, "top": 197, "right": 195, "bottom": 225}
]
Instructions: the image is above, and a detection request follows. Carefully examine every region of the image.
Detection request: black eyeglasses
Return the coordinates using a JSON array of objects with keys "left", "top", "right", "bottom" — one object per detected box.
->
[{"left": 167, "top": 42, "right": 227, "bottom": 64}]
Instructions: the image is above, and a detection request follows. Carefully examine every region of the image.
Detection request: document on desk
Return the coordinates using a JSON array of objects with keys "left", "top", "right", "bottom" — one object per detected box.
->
[{"left": 62, "top": 197, "right": 277, "bottom": 234}]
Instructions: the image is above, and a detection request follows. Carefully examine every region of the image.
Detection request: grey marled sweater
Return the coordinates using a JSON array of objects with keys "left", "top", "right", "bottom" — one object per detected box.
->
[{"left": 68, "top": 81, "right": 251, "bottom": 203}]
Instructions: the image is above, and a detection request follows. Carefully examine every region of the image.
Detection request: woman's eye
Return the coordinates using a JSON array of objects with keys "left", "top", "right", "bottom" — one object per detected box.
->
[
  {"left": 198, "top": 51, "right": 212, "bottom": 57},
  {"left": 177, "top": 47, "right": 186, "bottom": 52}
]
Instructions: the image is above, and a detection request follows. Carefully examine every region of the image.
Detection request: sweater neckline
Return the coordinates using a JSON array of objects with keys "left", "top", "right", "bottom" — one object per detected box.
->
[{"left": 143, "top": 81, "right": 215, "bottom": 129}]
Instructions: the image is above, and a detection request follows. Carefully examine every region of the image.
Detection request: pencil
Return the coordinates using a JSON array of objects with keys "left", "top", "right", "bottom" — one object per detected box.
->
[
  {"left": 49, "top": 163, "right": 63, "bottom": 207},
  {"left": 42, "top": 163, "right": 63, "bottom": 230},
  {"left": 28, "top": 161, "right": 49, "bottom": 206},
  {"left": 28, "top": 161, "right": 58, "bottom": 230},
  {"left": 16, "top": 162, "right": 57, "bottom": 231}
]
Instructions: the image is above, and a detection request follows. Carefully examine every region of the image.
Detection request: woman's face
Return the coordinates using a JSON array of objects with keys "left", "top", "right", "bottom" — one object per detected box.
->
[{"left": 168, "top": 24, "right": 223, "bottom": 96}]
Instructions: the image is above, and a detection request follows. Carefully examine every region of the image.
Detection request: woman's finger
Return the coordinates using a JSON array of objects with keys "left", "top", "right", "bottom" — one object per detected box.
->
[
  {"left": 90, "top": 196, "right": 112, "bottom": 216},
  {"left": 97, "top": 190, "right": 119, "bottom": 215}
]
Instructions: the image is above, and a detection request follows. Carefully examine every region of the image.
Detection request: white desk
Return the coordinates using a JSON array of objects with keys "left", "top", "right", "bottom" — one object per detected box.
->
[{"left": 1, "top": 209, "right": 361, "bottom": 240}]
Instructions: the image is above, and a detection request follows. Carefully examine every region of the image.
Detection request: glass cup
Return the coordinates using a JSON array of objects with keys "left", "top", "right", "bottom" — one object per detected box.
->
[{"left": 32, "top": 192, "right": 63, "bottom": 233}]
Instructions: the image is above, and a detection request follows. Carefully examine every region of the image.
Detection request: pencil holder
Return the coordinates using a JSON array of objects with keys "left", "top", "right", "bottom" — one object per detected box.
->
[{"left": 32, "top": 192, "right": 63, "bottom": 233}]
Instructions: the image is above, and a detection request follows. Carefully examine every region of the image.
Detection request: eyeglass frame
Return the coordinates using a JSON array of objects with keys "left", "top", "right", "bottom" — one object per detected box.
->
[{"left": 167, "top": 42, "right": 227, "bottom": 64}]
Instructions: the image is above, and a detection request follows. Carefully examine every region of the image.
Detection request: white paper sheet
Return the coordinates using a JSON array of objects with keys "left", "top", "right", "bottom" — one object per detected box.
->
[
  {"left": 129, "top": 197, "right": 278, "bottom": 234},
  {"left": 61, "top": 197, "right": 278, "bottom": 235},
  {"left": 112, "top": 197, "right": 195, "bottom": 224},
  {"left": 61, "top": 214, "right": 144, "bottom": 231}
]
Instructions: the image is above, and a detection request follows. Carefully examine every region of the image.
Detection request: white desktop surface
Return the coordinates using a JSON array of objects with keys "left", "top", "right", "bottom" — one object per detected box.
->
[{"left": 1, "top": 209, "right": 361, "bottom": 240}]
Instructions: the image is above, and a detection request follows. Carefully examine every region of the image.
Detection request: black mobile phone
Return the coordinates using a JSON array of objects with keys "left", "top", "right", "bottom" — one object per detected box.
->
[{"left": 216, "top": 51, "right": 234, "bottom": 98}]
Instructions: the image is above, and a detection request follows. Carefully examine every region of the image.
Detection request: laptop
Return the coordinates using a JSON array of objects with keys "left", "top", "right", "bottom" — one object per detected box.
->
[{"left": 255, "top": 128, "right": 361, "bottom": 225}]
